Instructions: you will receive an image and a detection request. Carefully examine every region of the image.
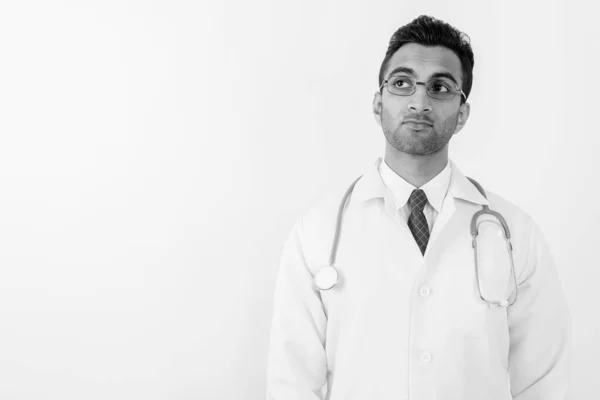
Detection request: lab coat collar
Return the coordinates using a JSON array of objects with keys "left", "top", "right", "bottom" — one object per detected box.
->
[
  {"left": 351, "top": 158, "right": 387, "bottom": 204},
  {"left": 352, "top": 157, "right": 489, "bottom": 206},
  {"left": 447, "top": 160, "right": 490, "bottom": 206}
]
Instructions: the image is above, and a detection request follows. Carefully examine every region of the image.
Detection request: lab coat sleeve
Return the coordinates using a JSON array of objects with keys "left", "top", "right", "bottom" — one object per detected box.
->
[
  {"left": 508, "top": 218, "right": 572, "bottom": 399},
  {"left": 266, "top": 216, "right": 328, "bottom": 400}
]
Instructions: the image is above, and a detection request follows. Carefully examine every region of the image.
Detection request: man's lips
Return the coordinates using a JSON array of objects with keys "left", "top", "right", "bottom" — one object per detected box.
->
[
  {"left": 403, "top": 119, "right": 433, "bottom": 129},
  {"left": 403, "top": 119, "right": 433, "bottom": 126}
]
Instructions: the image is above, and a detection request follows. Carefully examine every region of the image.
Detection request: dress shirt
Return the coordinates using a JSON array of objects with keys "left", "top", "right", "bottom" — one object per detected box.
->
[{"left": 379, "top": 158, "right": 452, "bottom": 233}]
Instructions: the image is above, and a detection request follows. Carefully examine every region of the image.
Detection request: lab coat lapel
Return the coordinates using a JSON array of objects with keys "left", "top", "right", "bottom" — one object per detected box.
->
[
  {"left": 426, "top": 194, "right": 457, "bottom": 256},
  {"left": 426, "top": 197, "right": 480, "bottom": 265},
  {"left": 382, "top": 186, "right": 426, "bottom": 260},
  {"left": 351, "top": 158, "right": 488, "bottom": 260},
  {"left": 425, "top": 161, "right": 489, "bottom": 258}
]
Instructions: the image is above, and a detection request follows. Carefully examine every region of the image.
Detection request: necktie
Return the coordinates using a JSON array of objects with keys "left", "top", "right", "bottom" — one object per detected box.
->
[{"left": 408, "top": 189, "right": 430, "bottom": 255}]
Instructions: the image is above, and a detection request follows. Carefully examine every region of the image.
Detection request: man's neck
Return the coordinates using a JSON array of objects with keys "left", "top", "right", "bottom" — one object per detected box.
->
[{"left": 384, "top": 145, "right": 449, "bottom": 188}]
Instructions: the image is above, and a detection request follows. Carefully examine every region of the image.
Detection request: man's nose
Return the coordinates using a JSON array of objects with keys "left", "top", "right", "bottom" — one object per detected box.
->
[{"left": 407, "top": 83, "right": 432, "bottom": 113}]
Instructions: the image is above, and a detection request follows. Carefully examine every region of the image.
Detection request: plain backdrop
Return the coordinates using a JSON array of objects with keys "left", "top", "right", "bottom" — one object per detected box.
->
[{"left": 0, "top": 0, "right": 597, "bottom": 399}]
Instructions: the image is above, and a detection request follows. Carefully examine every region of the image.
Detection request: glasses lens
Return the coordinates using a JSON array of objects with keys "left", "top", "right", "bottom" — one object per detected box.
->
[
  {"left": 426, "top": 79, "right": 458, "bottom": 100},
  {"left": 386, "top": 76, "right": 460, "bottom": 100},
  {"left": 474, "top": 218, "right": 516, "bottom": 304},
  {"left": 387, "top": 75, "right": 416, "bottom": 95}
]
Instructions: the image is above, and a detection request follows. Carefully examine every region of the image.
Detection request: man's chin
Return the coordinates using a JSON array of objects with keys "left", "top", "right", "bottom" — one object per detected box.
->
[{"left": 394, "top": 142, "right": 445, "bottom": 156}]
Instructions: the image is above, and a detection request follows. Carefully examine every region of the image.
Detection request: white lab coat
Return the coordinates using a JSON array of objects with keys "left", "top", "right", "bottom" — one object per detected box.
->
[{"left": 266, "top": 158, "right": 571, "bottom": 400}]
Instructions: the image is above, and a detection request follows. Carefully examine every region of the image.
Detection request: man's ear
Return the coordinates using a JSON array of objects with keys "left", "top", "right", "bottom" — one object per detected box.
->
[
  {"left": 372, "top": 91, "right": 383, "bottom": 126},
  {"left": 453, "top": 101, "right": 471, "bottom": 135}
]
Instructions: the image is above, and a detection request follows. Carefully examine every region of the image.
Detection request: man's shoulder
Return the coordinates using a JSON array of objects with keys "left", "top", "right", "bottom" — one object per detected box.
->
[
  {"left": 477, "top": 187, "right": 538, "bottom": 240},
  {"left": 300, "top": 174, "right": 362, "bottom": 226},
  {"left": 485, "top": 189, "right": 527, "bottom": 215},
  {"left": 284, "top": 175, "right": 362, "bottom": 266},
  {"left": 457, "top": 165, "right": 533, "bottom": 227}
]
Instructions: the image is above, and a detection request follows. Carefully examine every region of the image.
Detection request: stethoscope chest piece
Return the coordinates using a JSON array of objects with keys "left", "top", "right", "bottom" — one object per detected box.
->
[{"left": 314, "top": 265, "right": 338, "bottom": 290}]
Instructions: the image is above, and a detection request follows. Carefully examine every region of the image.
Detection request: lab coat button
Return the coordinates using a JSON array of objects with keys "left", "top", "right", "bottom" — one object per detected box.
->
[
  {"left": 419, "top": 287, "right": 431, "bottom": 297},
  {"left": 420, "top": 352, "right": 433, "bottom": 363}
]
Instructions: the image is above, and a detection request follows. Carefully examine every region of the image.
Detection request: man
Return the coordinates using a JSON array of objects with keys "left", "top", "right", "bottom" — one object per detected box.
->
[{"left": 266, "top": 15, "right": 570, "bottom": 400}]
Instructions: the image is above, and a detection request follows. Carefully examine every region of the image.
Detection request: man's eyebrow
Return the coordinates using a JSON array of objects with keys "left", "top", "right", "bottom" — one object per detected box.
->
[
  {"left": 387, "top": 67, "right": 460, "bottom": 86},
  {"left": 429, "top": 72, "right": 459, "bottom": 86},
  {"left": 386, "top": 66, "right": 415, "bottom": 77}
]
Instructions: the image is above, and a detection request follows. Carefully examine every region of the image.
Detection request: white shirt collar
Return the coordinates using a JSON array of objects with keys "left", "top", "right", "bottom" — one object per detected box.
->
[{"left": 378, "top": 158, "right": 452, "bottom": 213}]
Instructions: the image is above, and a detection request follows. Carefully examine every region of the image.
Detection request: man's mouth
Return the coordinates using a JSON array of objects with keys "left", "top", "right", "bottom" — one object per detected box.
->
[{"left": 403, "top": 120, "right": 432, "bottom": 129}]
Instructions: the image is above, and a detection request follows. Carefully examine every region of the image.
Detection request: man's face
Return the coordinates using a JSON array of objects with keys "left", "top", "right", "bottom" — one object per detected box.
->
[{"left": 373, "top": 43, "right": 470, "bottom": 156}]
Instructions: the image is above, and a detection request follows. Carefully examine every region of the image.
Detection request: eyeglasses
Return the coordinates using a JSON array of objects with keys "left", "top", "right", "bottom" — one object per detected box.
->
[{"left": 380, "top": 75, "right": 466, "bottom": 101}]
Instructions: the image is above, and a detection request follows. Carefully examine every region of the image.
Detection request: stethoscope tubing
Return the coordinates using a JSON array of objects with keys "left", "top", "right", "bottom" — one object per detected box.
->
[
  {"left": 328, "top": 175, "right": 363, "bottom": 267},
  {"left": 318, "top": 174, "right": 518, "bottom": 307}
]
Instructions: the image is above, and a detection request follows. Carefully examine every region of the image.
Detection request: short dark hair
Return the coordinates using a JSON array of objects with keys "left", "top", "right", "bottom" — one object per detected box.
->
[{"left": 378, "top": 15, "right": 475, "bottom": 103}]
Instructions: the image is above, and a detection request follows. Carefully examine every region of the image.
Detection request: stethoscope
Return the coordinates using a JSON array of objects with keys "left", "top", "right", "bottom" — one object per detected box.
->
[{"left": 313, "top": 175, "right": 519, "bottom": 308}]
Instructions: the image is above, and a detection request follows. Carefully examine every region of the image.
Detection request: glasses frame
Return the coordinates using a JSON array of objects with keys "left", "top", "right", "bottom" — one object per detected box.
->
[{"left": 380, "top": 75, "right": 467, "bottom": 102}]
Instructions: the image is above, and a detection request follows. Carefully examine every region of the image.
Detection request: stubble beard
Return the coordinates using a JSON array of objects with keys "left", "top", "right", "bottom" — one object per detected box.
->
[{"left": 382, "top": 112, "right": 459, "bottom": 156}]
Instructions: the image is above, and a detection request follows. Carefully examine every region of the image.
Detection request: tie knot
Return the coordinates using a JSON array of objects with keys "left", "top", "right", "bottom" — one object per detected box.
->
[{"left": 408, "top": 189, "right": 428, "bottom": 212}]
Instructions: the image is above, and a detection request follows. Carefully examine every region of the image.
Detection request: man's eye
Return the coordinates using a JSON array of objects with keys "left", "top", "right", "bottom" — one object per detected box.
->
[
  {"left": 430, "top": 81, "right": 452, "bottom": 92},
  {"left": 392, "top": 78, "right": 412, "bottom": 88}
]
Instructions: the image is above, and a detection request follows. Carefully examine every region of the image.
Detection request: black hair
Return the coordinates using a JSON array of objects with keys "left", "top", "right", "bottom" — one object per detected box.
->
[{"left": 378, "top": 15, "right": 474, "bottom": 103}]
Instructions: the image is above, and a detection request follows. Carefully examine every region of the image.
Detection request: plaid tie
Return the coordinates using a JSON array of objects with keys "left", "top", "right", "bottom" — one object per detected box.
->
[{"left": 408, "top": 189, "right": 430, "bottom": 255}]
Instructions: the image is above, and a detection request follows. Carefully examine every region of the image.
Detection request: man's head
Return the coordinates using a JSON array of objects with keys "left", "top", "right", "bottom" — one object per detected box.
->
[{"left": 373, "top": 15, "right": 474, "bottom": 157}]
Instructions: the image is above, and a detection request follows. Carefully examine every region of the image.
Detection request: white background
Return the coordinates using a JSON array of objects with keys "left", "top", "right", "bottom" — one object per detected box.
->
[{"left": 0, "top": 0, "right": 597, "bottom": 399}]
